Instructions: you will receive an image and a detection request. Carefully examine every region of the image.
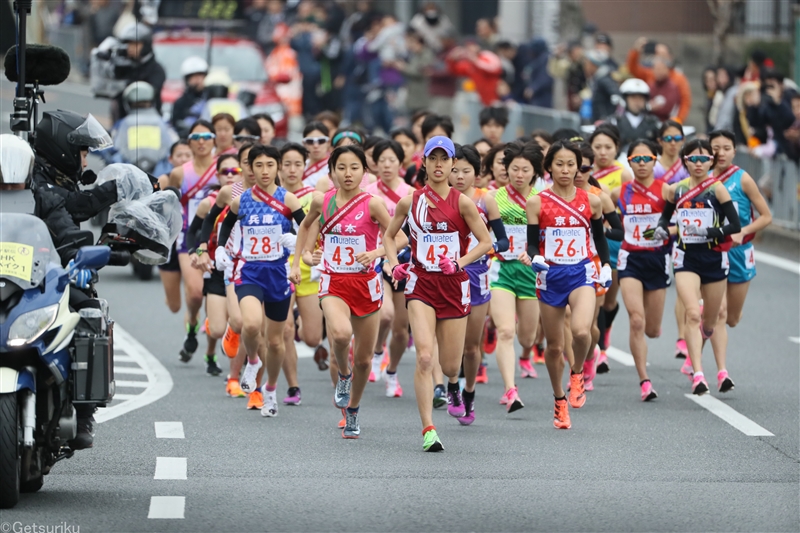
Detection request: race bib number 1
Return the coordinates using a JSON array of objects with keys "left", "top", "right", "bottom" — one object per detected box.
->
[
  {"left": 243, "top": 225, "right": 283, "bottom": 261},
  {"left": 543, "top": 227, "right": 587, "bottom": 265},
  {"left": 416, "top": 232, "right": 458, "bottom": 272}
]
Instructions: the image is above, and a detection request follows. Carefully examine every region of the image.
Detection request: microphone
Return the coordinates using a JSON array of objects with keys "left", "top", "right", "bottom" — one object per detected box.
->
[{"left": 4, "top": 44, "right": 71, "bottom": 85}]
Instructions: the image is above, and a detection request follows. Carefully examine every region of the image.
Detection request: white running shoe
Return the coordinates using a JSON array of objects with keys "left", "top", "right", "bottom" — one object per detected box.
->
[
  {"left": 369, "top": 354, "right": 382, "bottom": 382},
  {"left": 240, "top": 358, "right": 263, "bottom": 393},
  {"left": 261, "top": 388, "right": 278, "bottom": 417},
  {"left": 383, "top": 370, "right": 403, "bottom": 398}
]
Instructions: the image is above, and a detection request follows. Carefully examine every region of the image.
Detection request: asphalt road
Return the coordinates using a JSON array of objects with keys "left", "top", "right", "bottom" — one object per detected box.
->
[{"left": 1, "top": 78, "right": 798, "bottom": 532}]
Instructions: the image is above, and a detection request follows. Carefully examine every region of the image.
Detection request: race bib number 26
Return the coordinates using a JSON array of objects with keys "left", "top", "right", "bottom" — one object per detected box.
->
[{"left": 543, "top": 227, "right": 587, "bottom": 265}]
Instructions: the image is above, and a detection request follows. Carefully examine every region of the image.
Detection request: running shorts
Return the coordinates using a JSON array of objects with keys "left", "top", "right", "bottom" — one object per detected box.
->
[
  {"left": 490, "top": 260, "right": 537, "bottom": 299},
  {"left": 158, "top": 242, "right": 180, "bottom": 272},
  {"left": 608, "top": 239, "right": 621, "bottom": 271},
  {"left": 536, "top": 260, "right": 597, "bottom": 308},
  {"left": 465, "top": 262, "right": 491, "bottom": 307},
  {"left": 237, "top": 261, "right": 293, "bottom": 302},
  {"left": 289, "top": 254, "right": 320, "bottom": 298},
  {"left": 405, "top": 266, "right": 471, "bottom": 319},
  {"left": 618, "top": 249, "right": 671, "bottom": 291},
  {"left": 319, "top": 271, "right": 383, "bottom": 317},
  {"left": 203, "top": 269, "right": 226, "bottom": 297},
  {"left": 382, "top": 262, "right": 407, "bottom": 293},
  {"left": 672, "top": 246, "right": 728, "bottom": 285},
  {"left": 727, "top": 243, "right": 756, "bottom": 284}
]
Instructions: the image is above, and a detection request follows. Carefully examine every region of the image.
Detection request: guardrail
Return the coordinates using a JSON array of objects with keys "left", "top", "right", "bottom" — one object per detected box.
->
[{"left": 734, "top": 152, "right": 799, "bottom": 231}]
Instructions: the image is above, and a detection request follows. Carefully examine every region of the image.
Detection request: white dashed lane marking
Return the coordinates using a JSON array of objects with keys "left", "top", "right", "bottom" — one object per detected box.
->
[
  {"left": 148, "top": 496, "right": 185, "bottom": 519},
  {"left": 685, "top": 394, "right": 775, "bottom": 436},
  {"left": 154, "top": 457, "right": 187, "bottom": 480},
  {"left": 155, "top": 422, "right": 185, "bottom": 439}
]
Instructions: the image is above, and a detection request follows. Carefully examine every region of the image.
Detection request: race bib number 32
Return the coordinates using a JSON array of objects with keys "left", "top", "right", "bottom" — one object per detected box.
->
[
  {"left": 323, "top": 234, "right": 367, "bottom": 273},
  {"left": 417, "top": 232, "right": 458, "bottom": 272},
  {"left": 678, "top": 208, "right": 714, "bottom": 244},
  {"left": 543, "top": 227, "right": 587, "bottom": 265},
  {"left": 243, "top": 225, "right": 283, "bottom": 261}
]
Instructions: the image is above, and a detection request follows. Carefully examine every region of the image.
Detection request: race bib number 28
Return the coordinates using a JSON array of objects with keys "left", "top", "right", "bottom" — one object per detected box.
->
[{"left": 243, "top": 225, "right": 283, "bottom": 261}]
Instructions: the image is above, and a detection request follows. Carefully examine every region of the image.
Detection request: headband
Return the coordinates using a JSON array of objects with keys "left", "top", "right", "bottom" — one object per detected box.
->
[{"left": 332, "top": 131, "right": 363, "bottom": 146}]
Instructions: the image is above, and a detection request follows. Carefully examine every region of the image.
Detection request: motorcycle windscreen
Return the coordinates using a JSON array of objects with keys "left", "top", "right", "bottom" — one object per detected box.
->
[{"left": 0, "top": 213, "right": 61, "bottom": 289}]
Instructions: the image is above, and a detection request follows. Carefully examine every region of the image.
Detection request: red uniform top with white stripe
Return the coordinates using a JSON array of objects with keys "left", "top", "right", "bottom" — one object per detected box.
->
[
  {"left": 320, "top": 189, "right": 380, "bottom": 274},
  {"left": 618, "top": 180, "right": 668, "bottom": 252},
  {"left": 538, "top": 188, "right": 593, "bottom": 266},
  {"left": 407, "top": 188, "right": 470, "bottom": 273}
]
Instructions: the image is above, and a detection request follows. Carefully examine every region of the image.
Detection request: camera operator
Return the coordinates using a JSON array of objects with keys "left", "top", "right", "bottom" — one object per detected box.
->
[{"left": 111, "top": 22, "right": 166, "bottom": 122}]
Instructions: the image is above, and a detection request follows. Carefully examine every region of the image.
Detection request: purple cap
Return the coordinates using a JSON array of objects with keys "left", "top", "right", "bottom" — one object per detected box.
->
[{"left": 423, "top": 136, "right": 456, "bottom": 158}]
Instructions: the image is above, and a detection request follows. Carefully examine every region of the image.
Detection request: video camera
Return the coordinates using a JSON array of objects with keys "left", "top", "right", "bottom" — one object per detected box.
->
[{"left": 90, "top": 36, "right": 137, "bottom": 99}]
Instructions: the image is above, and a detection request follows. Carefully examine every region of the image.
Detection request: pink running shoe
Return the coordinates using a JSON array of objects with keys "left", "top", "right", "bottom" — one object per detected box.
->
[
  {"left": 596, "top": 351, "right": 610, "bottom": 374},
  {"left": 503, "top": 387, "right": 524, "bottom": 413},
  {"left": 499, "top": 393, "right": 508, "bottom": 405},
  {"left": 674, "top": 339, "right": 688, "bottom": 359},
  {"left": 519, "top": 358, "right": 538, "bottom": 378},
  {"left": 583, "top": 354, "right": 597, "bottom": 391},
  {"left": 717, "top": 370, "right": 735, "bottom": 393},
  {"left": 692, "top": 374, "right": 709, "bottom": 395},
  {"left": 640, "top": 380, "right": 658, "bottom": 401},
  {"left": 680, "top": 356, "right": 694, "bottom": 379}
]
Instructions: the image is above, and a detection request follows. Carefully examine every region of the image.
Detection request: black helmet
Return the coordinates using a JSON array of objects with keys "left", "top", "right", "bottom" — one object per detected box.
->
[{"left": 35, "top": 110, "right": 112, "bottom": 176}]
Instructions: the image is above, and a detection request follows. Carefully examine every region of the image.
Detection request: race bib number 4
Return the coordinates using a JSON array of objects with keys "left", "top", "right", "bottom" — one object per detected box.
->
[
  {"left": 323, "top": 234, "right": 367, "bottom": 273},
  {"left": 624, "top": 214, "right": 661, "bottom": 248},
  {"left": 243, "top": 225, "right": 284, "bottom": 261},
  {"left": 416, "top": 232, "right": 458, "bottom": 272},
  {"left": 543, "top": 227, "right": 588, "bottom": 265},
  {"left": 678, "top": 208, "right": 714, "bottom": 244},
  {"left": 500, "top": 225, "right": 527, "bottom": 260}
]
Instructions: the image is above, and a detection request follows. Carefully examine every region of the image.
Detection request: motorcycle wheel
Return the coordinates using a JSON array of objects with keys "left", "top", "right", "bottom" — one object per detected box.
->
[
  {"left": 132, "top": 260, "right": 154, "bottom": 281},
  {"left": 0, "top": 393, "right": 21, "bottom": 508},
  {"left": 20, "top": 474, "right": 43, "bottom": 493}
]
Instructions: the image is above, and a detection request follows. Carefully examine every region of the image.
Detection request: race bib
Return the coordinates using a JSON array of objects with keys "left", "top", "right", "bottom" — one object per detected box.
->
[
  {"left": 461, "top": 279, "right": 471, "bottom": 306},
  {"left": 672, "top": 247, "right": 685, "bottom": 269},
  {"left": 188, "top": 196, "right": 203, "bottom": 226},
  {"left": 323, "top": 234, "right": 367, "bottom": 273},
  {"left": 416, "top": 232, "right": 458, "bottom": 272},
  {"left": 478, "top": 270, "right": 490, "bottom": 295},
  {"left": 677, "top": 208, "right": 714, "bottom": 244},
  {"left": 623, "top": 214, "right": 661, "bottom": 248},
  {"left": 369, "top": 274, "right": 384, "bottom": 302},
  {"left": 617, "top": 248, "right": 629, "bottom": 271},
  {"left": 543, "top": 227, "right": 588, "bottom": 265},
  {"left": 745, "top": 245, "right": 756, "bottom": 269},
  {"left": 501, "top": 225, "right": 527, "bottom": 261},
  {"left": 242, "top": 225, "right": 284, "bottom": 261}
]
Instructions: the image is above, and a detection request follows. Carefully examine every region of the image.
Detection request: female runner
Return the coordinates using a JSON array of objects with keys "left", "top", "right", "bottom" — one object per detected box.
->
[
  {"left": 450, "top": 143, "right": 508, "bottom": 424},
  {"left": 648, "top": 139, "right": 741, "bottom": 395},
  {"left": 384, "top": 136, "right": 493, "bottom": 451},
  {"left": 302, "top": 121, "right": 332, "bottom": 188},
  {"left": 483, "top": 143, "right": 510, "bottom": 191},
  {"left": 212, "top": 113, "right": 237, "bottom": 155},
  {"left": 215, "top": 144, "right": 305, "bottom": 416},
  {"left": 706, "top": 130, "right": 771, "bottom": 391},
  {"left": 520, "top": 140, "right": 612, "bottom": 429},
  {"left": 488, "top": 141, "right": 544, "bottom": 411},
  {"left": 290, "top": 146, "right": 393, "bottom": 438}
]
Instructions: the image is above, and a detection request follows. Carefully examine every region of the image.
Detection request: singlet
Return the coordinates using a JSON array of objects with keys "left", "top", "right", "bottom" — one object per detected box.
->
[
  {"left": 619, "top": 179, "right": 668, "bottom": 252},
  {"left": 365, "top": 179, "right": 412, "bottom": 217},
  {"left": 654, "top": 159, "right": 689, "bottom": 185},
  {"left": 717, "top": 167, "right": 751, "bottom": 228},
  {"left": 593, "top": 161, "right": 624, "bottom": 191},
  {"left": 407, "top": 188, "right": 470, "bottom": 273},
  {"left": 225, "top": 182, "right": 246, "bottom": 258},
  {"left": 237, "top": 186, "right": 293, "bottom": 265},
  {"left": 465, "top": 188, "right": 491, "bottom": 268},
  {"left": 673, "top": 178, "right": 725, "bottom": 250},
  {"left": 538, "top": 188, "right": 593, "bottom": 266},
  {"left": 180, "top": 160, "right": 216, "bottom": 230},
  {"left": 319, "top": 189, "right": 379, "bottom": 275},
  {"left": 495, "top": 184, "right": 537, "bottom": 262},
  {"left": 303, "top": 156, "right": 330, "bottom": 188}
]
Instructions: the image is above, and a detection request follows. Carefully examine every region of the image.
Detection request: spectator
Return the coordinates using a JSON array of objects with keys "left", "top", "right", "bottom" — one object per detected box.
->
[
  {"left": 743, "top": 49, "right": 771, "bottom": 82},
  {"left": 703, "top": 67, "right": 724, "bottom": 133},
  {"left": 714, "top": 65, "right": 740, "bottom": 132},
  {"left": 648, "top": 57, "right": 681, "bottom": 121},
  {"left": 409, "top": 2, "right": 455, "bottom": 53},
  {"left": 246, "top": 0, "right": 285, "bottom": 55},
  {"left": 627, "top": 37, "right": 692, "bottom": 123},
  {"left": 522, "top": 38, "right": 554, "bottom": 108},
  {"left": 367, "top": 14, "right": 407, "bottom": 91},
  {"left": 753, "top": 70, "right": 796, "bottom": 155},
  {"left": 594, "top": 33, "right": 619, "bottom": 71},
  {"left": 266, "top": 22, "right": 303, "bottom": 117},
  {"left": 783, "top": 92, "right": 800, "bottom": 161},
  {"left": 548, "top": 40, "right": 586, "bottom": 112},
  {"left": 479, "top": 106, "right": 508, "bottom": 145},
  {"left": 446, "top": 39, "right": 503, "bottom": 106},
  {"left": 735, "top": 81, "right": 767, "bottom": 149},
  {"left": 395, "top": 30, "right": 436, "bottom": 113},
  {"left": 583, "top": 50, "right": 619, "bottom": 122},
  {"left": 604, "top": 78, "right": 660, "bottom": 147},
  {"left": 476, "top": 18, "right": 499, "bottom": 50},
  {"left": 170, "top": 56, "right": 208, "bottom": 138},
  {"left": 290, "top": 3, "right": 326, "bottom": 119},
  {"left": 496, "top": 40, "right": 526, "bottom": 103}
]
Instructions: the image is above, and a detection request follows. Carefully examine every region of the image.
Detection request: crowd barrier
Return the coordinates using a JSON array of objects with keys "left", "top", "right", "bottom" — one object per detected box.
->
[{"left": 734, "top": 152, "right": 799, "bottom": 231}]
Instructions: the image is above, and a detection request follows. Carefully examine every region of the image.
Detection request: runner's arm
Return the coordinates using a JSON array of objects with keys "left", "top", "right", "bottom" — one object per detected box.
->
[
  {"left": 600, "top": 192, "right": 623, "bottom": 241},
  {"left": 383, "top": 196, "right": 412, "bottom": 270},
  {"left": 458, "top": 194, "right": 493, "bottom": 267},
  {"left": 524, "top": 195, "right": 541, "bottom": 259},
  {"left": 216, "top": 197, "right": 240, "bottom": 248},
  {"left": 740, "top": 172, "right": 772, "bottom": 236},
  {"left": 707, "top": 186, "right": 741, "bottom": 238},
  {"left": 484, "top": 194, "right": 508, "bottom": 253},
  {"left": 590, "top": 194, "right": 610, "bottom": 265},
  {"left": 197, "top": 203, "right": 224, "bottom": 250}
]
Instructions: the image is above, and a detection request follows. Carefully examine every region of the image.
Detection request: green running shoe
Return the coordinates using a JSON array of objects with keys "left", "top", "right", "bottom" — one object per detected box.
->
[{"left": 423, "top": 429, "right": 444, "bottom": 452}]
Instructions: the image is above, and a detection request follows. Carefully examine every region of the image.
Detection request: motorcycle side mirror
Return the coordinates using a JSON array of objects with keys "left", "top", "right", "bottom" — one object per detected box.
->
[
  {"left": 74, "top": 246, "right": 111, "bottom": 270},
  {"left": 237, "top": 90, "right": 256, "bottom": 107}
]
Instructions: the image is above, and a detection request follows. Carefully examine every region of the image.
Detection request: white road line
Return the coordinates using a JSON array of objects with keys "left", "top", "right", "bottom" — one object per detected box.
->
[
  {"left": 114, "top": 355, "right": 136, "bottom": 363},
  {"left": 605, "top": 347, "right": 635, "bottom": 367},
  {"left": 114, "top": 367, "right": 148, "bottom": 375},
  {"left": 111, "top": 393, "right": 138, "bottom": 400},
  {"left": 154, "top": 457, "right": 187, "bottom": 480},
  {"left": 155, "top": 422, "right": 185, "bottom": 439},
  {"left": 684, "top": 394, "right": 775, "bottom": 436},
  {"left": 296, "top": 343, "right": 314, "bottom": 359},
  {"left": 115, "top": 380, "right": 150, "bottom": 388},
  {"left": 789, "top": 337, "right": 800, "bottom": 345},
  {"left": 754, "top": 250, "right": 800, "bottom": 276},
  {"left": 148, "top": 496, "right": 185, "bottom": 519},
  {"left": 96, "top": 325, "right": 173, "bottom": 424}
]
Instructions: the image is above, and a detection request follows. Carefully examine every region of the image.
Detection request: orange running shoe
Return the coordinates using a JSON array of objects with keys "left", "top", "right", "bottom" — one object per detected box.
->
[
  {"left": 553, "top": 397, "right": 571, "bottom": 429},
  {"left": 338, "top": 410, "right": 346, "bottom": 428},
  {"left": 532, "top": 344, "right": 545, "bottom": 364},
  {"left": 222, "top": 326, "right": 240, "bottom": 359},
  {"left": 475, "top": 364, "right": 488, "bottom": 384},
  {"left": 247, "top": 390, "right": 264, "bottom": 410},
  {"left": 226, "top": 379, "right": 246, "bottom": 398},
  {"left": 568, "top": 372, "right": 586, "bottom": 409},
  {"left": 202, "top": 317, "right": 209, "bottom": 334}
]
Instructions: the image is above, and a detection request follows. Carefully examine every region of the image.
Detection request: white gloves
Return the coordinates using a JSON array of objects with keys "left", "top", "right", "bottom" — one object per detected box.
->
[
  {"left": 598, "top": 264, "right": 613, "bottom": 288},
  {"left": 279, "top": 233, "right": 297, "bottom": 254},
  {"left": 531, "top": 255, "right": 550, "bottom": 273},
  {"left": 215, "top": 247, "right": 233, "bottom": 272}
]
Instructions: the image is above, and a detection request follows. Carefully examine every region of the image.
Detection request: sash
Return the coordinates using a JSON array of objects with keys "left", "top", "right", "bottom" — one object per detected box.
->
[
  {"left": 251, "top": 187, "right": 293, "bottom": 219},
  {"left": 715, "top": 165, "right": 741, "bottom": 184},
  {"left": 676, "top": 177, "right": 717, "bottom": 207},
  {"left": 181, "top": 159, "right": 218, "bottom": 206},
  {"left": 303, "top": 157, "right": 329, "bottom": 183},
  {"left": 377, "top": 180, "right": 403, "bottom": 205},
  {"left": 660, "top": 159, "right": 683, "bottom": 184},
  {"left": 293, "top": 186, "right": 315, "bottom": 198},
  {"left": 630, "top": 180, "right": 663, "bottom": 205},
  {"left": 593, "top": 165, "right": 617, "bottom": 181},
  {"left": 714, "top": 165, "right": 755, "bottom": 247},
  {"left": 539, "top": 189, "right": 590, "bottom": 229},
  {"left": 320, "top": 192, "right": 371, "bottom": 235},
  {"left": 422, "top": 185, "right": 470, "bottom": 235},
  {"left": 505, "top": 184, "right": 530, "bottom": 210}
]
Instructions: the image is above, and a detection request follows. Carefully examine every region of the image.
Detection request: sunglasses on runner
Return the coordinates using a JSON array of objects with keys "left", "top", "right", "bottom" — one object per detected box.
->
[
  {"left": 627, "top": 154, "right": 657, "bottom": 164},
  {"left": 662, "top": 135, "right": 684, "bottom": 143},
  {"left": 579, "top": 165, "right": 593, "bottom": 173},
  {"left": 188, "top": 132, "right": 216, "bottom": 141},
  {"left": 684, "top": 155, "right": 714, "bottom": 164},
  {"left": 303, "top": 136, "right": 329, "bottom": 146},
  {"left": 234, "top": 134, "right": 260, "bottom": 142},
  {"left": 220, "top": 167, "right": 242, "bottom": 176}
]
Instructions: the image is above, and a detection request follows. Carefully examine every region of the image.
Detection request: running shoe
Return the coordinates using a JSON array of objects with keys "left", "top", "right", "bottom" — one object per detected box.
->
[
  {"left": 717, "top": 370, "right": 735, "bottom": 393},
  {"left": 226, "top": 378, "right": 246, "bottom": 398},
  {"left": 334, "top": 374, "right": 352, "bottom": 409},
  {"left": 568, "top": 372, "right": 586, "bottom": 409},
  {"left": 205, "top": 354, "right": 223, "bottom": 376},
  {"left": 247, "top": 390, "right": 264, "bottom": 410},
  {"left": 433, "top": 384, "right": 447, "bottom": 409},
  {"left": 503, "top": 387, "right": 524, "bottom": 413},
  {"left": 201, "top": 317, "right": 209, "bottom": 334},
  {"left": 553, "top": 398, "right": 571, "bottom": 429},
  {"left": 261, "top": 389, "right": 278, "bottom": 417},
  {"left": 583, "top": 351, "right": 597, "bottom": 392},
  {"left": 313, "top": 345, "right": 329, "bottom": 371},
  {"left": 674, "top": 338, "right": 688, "bottom": 359},
  {"left": 533, "top": 344, "right": 546, "bottom": 364},
  {"left": 447, "top": 388, "right": 466, "bottom": 418},
  {"left": 475, "top": 364, "right": 488, "bottom": 384},
  {"left": 283, "top": 387, "right": 302, "bottom": 406},
  {"left": 240, "top": 358, "right": 263, "bottom": 393},
  {"left": 601, "top": 324, "right": 613, "bottom": 351},
  {"left": 383, "top": 371, "right": 403, "bottom": 398},
  {"left": 380, "top": 349, "right": 389, "bottom": 373},
  {"left": 369, "top": 354, "right": 382, "bottom": 382},
  {"left": 222, "top": 326, "right": 240, "bottom": 359},
  {"left": 680, "top": 356, "right": 694, "bottom": 378},
  {"left": 520, "top": 358, "right": 538, "bottom": 379},
  {"left": 337, "top": 414, "right": 346, "bottom": 428},
  {"left": 595, "top": 351, "right": 610, "bottom": 374},
  {"left": 641, "top": 380, "right": 658, "bottom": 402},
  {"left": 458, "top": 393, "right": 475, "bottom": 426},
  {"left": 482, "top": 323, "right": 497, "bottom": 354},
  {"left": 692, "top": 374, "right": 709, "bottom": 395},
  {"left": 342, "top": 409, "right": 360, "bottom": 439},
  {"left": 179, "top": 322, "right": 200, "bottom": 362},
  {"left": 423, "top": 429, "right": 444, "bottom": 452}
]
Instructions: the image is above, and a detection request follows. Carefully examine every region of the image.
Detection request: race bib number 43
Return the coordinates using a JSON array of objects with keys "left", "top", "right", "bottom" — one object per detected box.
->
[
  {"left": 678, "top": 208, "right": 714, "bottom": 244},
  {"left": 544, "top": 227, "right": 588, "bottom": 265},
  {"left": 624, "top": 214, "right": 661, "bottom": 248},
  {"left": 500, "top": 225, "right": 527, "bottom": 260},
  {"left": 417, "top": 232, "right": 458, "bottom": 272},
  {"left": 323, "top": 234, "right": 367, "bottom": 273},
  {"left": 243, "top": 225, "right": 283, "bottom": 261}
]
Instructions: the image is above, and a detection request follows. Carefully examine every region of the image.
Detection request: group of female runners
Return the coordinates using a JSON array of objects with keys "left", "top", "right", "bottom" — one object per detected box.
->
[{"left": 159, "top": 109, "right": 770, "bottom": 452}]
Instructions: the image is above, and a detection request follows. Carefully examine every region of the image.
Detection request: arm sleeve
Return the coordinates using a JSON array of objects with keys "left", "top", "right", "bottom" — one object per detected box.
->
[
  {"left": 657, "top": 201, "right": 677, "bottom": 230},
  {"left": 526, "top": 224, "right": 540, "bottom": 258},
  {"left": 489, "top": 218, "right": 509, "bottom": 253},
  {"left": 292, "top": 209, "right": 305, "bottom": 228},
  {"left": 706, "top": 200, "right": 741, "bottom": 239},
  {"left": 591, "top": 217, "right": 610, "bottom": 265},
  {"left": 216, "top": 211, "right": 239, "bottom": 251},
  {"left": 185, "top": 214, "right": 205, "bottom": 251},
  {"left": 603, "top": 211, "right": 624, "bottom": 241},
  {"left": 198, "top": 203, "right": 224, "bottom": 245}
]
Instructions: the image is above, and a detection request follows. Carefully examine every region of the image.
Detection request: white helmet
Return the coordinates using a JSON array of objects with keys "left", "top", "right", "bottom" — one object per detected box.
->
[
  {"left": 0, "top": 134, "right": 35, "bottom": 185},
  {"left": 181, "top": 56, "right": 209, "bottom": 78},
  {"left": 620, "top": 78, "right": 650, "bottom": 97},
  {"left": 122, "top": 81, "right": 155, "bottom": 105}
]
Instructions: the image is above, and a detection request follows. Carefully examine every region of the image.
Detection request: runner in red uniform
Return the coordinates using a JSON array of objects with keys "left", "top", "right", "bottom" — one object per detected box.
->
[{"left": 384, "top": 136, "right": 493, "bottom": 452}]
